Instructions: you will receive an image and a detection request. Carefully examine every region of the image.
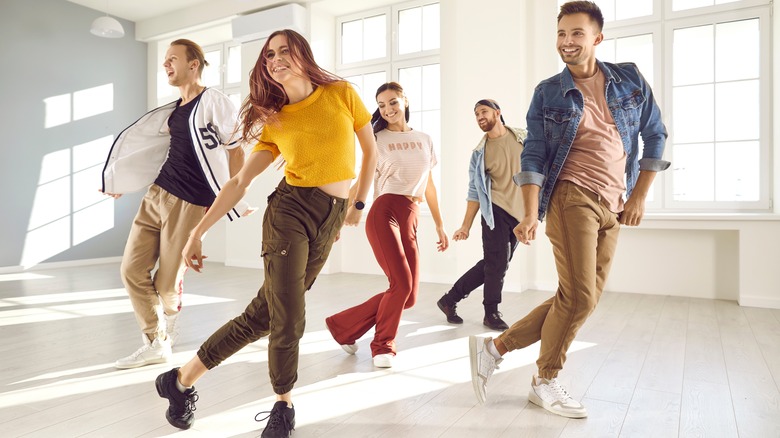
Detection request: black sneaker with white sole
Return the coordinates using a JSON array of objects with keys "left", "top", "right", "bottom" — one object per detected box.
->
[{"left": 155, "top": 367, "right": 198, "bottom": 430}]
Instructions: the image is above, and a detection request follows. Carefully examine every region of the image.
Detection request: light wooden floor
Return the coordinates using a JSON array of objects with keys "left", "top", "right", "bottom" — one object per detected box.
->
[{"left": 1, "top": 263, "right": 779, "bottom": 438}]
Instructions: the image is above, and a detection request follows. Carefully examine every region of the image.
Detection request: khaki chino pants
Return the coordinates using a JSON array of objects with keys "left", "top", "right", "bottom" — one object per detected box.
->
[
  {"left": 498, "top": 180, "right": 620, "bottom": 379},
  {"left": 121, "top": 184, "right": 206, "bottom": 339}
]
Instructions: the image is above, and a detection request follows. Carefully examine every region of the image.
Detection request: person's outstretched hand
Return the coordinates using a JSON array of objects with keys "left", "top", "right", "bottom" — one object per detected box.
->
[{"left": 182, "top": 236, "right": 208, "bottom": 273}]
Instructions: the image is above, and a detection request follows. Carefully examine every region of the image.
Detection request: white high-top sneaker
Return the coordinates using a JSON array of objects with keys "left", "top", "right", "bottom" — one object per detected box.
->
[
  {"left": 165, "top": 313, "right": 179, "bottom": 347},
  {"left": 115, "top": 334, "right": 172, "bottom": 369}
]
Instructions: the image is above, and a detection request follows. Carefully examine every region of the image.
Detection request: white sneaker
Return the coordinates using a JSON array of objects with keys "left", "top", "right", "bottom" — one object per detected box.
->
[
  {"left": 528, "top": 375, "right": 588, "bottom": 418},
  {"left": 115, "top": 335, "right": 172, "bottom": 369},
  {"left": 165, "top": 313, "right": 179, "bottom": 347},
  {"left": 469, "top": 335, "right": 503, "bottom": 404},
  {"left": 373, "top": 354, "right": 393, "bottom": 368},
  {"left": 325, "top": 317, "right": 357, "bottom": 355},
  {"left": 340, "top": 343, "right": 358, "bottom": 355}
]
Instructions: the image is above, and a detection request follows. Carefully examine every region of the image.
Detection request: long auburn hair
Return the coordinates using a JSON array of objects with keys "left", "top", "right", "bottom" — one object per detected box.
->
[
  {"left": 238, "top": 29, "right": 342, "bottom": 142},
  {"left": 371, "top": 82, "right": 410, "bottom": 135}
]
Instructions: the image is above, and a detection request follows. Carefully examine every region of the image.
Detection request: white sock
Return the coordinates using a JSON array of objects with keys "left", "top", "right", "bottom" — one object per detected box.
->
[
  {"left": 175, "top": 377, "right": 191, "bottom": 393},
  {"left": 486, "top": 339, "right": 502, "bottom": 360}
]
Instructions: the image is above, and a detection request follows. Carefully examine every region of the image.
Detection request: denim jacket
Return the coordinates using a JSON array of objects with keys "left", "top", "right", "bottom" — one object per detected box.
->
[
  {"left": 515, "top": 60, "right": 670, "bottom": 220},
  {"left": 467, "top": 126, "right": 527, "bottom": 229}
]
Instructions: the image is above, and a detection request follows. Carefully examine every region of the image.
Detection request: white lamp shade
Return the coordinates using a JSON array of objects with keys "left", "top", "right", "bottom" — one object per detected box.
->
[{"left": 91, "top": 16, "right": 125, "bottom": 38}]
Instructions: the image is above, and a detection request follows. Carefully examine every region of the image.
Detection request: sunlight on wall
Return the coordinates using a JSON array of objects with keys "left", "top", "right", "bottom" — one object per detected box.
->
[
  {"left": 44, "top": 84, "right": 115, "bottom": 128},
  {"left": 73, "top": 84, "right": 114, "bottom": 121},
  {"left": 21, "top": 135, "right": 116, "bottom": 268},
  {"left": 43, "top": 94, "right": 71, "bottom": 128},
  {"left": 24, "top": 83, "right": 121, "bottom": 268}
]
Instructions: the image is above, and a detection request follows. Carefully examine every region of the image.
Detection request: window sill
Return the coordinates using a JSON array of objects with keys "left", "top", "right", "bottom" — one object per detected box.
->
[{"left": 642, "top": 212, "right": 780, "bottom": 222}]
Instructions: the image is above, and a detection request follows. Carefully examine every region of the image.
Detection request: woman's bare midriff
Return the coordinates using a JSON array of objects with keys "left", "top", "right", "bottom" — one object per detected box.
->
[{"left": 318, "top": 179, "right": 351, "bottom": 199}]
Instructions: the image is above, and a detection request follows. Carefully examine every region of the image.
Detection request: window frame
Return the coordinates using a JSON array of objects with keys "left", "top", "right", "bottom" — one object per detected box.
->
[
  {"left": 662, "top": 5, "right": 771, "bottom": 211},
  {"left": 336, "top": 7, "right": 393, "bottom": 71},
  {"left": 391, "top": 0, "right": 442, "bottom": 63}
]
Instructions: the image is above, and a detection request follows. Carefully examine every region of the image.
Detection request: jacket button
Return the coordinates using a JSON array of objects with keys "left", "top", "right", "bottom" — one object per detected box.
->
[{"left": 281, "top": 250, "right": 287, "bottom": 255}]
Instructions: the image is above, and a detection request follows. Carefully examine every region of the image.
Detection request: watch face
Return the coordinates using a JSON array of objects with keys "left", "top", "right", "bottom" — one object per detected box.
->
[{"left": 355, "top": 201, "right": 365, "bottom": 210}]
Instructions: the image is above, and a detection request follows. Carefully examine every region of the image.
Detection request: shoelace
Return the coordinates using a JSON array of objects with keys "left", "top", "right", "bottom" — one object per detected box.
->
[
  {"left": 255, "top": 409, "right": 290, "bottom": 430},
  {"left": 182, "top": 391, "right": 199, "bottom": 414},
  {"left": 129, "top": 344, "right": 152, "bottom": 359},
  {"left": 546, "top": 379, "right": 573, "bottom": 402}
]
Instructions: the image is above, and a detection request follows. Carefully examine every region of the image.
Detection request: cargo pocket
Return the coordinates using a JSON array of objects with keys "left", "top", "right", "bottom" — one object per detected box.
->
[{"left": 261, "top": 240, "right": 291, "bottom": 292}]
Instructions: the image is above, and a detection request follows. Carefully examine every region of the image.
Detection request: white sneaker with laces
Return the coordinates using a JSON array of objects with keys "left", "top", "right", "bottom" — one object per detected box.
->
[
  {"left": 115, "top": 335, "right": 172, "bottom": 369},
  {"left": 469, "top": 335, "right": 503, "bottom": 404},
  {"left": 373, "top": 353, "right": 393, "bottom": 368},
  {"left": 165, "top": 314, "right": 179, "bottom": 347},
  {"left": 528, "top": 375, "right": 588, "bottom": 418}
]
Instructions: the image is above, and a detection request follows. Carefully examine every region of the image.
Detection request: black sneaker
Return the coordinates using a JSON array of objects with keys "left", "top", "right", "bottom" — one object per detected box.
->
[
  {"left": 437, "top": 296, "right": 463, "bottom": 324},
  {"left": 256, "top": 401, "right": 296, "bottom": 438},
  {"left": 155, "top": 367, "right": 198, "bottom": 430},
  {"left": 483, "top": 311, "right": 509, "bottom": 331}
]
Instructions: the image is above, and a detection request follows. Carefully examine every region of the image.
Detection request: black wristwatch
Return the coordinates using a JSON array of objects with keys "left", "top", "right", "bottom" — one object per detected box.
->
[{"left": 354, "top": 200, "right": 365, "bottom": 210}]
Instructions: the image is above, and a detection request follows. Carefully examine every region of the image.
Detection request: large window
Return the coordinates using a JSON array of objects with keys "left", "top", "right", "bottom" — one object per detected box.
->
[
  {"left": 337, "top": 1, "right": 441, "bottom": 203},
  {"left": 558, "top": 0, "right": 771, "bottom": 212}
]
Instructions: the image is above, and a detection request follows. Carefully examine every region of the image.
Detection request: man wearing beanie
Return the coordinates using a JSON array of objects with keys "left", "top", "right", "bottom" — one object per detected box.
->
[{"left": 437, "top": 99, "right": 526, "bottom": 331}]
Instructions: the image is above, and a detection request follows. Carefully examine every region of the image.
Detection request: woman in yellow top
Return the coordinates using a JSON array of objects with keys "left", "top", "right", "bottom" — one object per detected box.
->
[{"left": 153, "top": 29, "right": 377, "bottom": 438}]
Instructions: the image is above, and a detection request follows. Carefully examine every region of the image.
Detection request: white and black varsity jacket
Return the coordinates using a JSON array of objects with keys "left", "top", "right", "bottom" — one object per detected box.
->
[{"left": 102, "top": 88, "right": 250, "bottom": 220}]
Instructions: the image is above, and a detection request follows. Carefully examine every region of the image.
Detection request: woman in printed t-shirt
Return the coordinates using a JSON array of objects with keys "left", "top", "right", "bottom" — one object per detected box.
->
[
  {"left": 153, "top": 29, "right": 377, "bottom": 438},
  {"left": 326, "top": 81, "right": 448, "bottom": 369}
]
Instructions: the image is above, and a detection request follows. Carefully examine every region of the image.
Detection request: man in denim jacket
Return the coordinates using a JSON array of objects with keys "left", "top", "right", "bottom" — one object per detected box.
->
[
  {"left": 437, "top": 99, "right": 526, "bottom": 331},
  {"left": 468, "top": 1, "right": 670, "bottom": 419}
]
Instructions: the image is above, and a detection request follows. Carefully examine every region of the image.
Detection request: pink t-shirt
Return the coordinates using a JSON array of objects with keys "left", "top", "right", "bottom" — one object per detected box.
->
[
  {"left": 558, "top": 70, "right": 627, "bottom": 213},
  {"left": 373, "top": 129, "right": 438, "bottom": 200}
]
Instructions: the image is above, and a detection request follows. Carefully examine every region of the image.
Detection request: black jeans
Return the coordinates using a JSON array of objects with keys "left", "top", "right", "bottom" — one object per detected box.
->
[
  {"left": 197, "top": 178, "right": 347, "bottom": 394},
  {"left": 444, "top": 204, "right": 519, "bottom": 313}
]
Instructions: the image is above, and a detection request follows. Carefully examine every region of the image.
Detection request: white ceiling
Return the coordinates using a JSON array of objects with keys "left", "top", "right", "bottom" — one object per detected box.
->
[
  {"left": 67, "top": 0, "right": 216, "bottom": 22},
  {"left": 67, "top": 0, "right": 397, "bottom": 22}
]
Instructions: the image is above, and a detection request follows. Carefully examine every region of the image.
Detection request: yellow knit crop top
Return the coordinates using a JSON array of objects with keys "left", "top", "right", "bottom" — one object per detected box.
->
[{"left": 252, "top": 81, "right": 372, "bottom": 187}]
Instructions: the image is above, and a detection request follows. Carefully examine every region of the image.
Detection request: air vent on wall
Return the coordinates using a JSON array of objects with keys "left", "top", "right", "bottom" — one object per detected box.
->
[{"left": 232, "top": 3, "right": 307, "bottom": 43}]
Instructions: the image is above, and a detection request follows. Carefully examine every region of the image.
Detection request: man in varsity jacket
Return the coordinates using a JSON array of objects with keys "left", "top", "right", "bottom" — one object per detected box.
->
[{"left": 101, "top": 39, "right": 250, "bottom": 369}]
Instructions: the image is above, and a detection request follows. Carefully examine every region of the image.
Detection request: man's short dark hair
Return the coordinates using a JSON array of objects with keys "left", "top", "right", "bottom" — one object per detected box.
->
[{"left": 558, "top": 1, "right": 604, "bottom": 32}]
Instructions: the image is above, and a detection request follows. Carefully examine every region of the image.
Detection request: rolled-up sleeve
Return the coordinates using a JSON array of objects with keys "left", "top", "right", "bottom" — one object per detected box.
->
[
  {"left": 517, "top": 86, "right": 548, "bottom": 187},
  {"left": 636, "top": 65, "right": 671, "bottom": 172}
]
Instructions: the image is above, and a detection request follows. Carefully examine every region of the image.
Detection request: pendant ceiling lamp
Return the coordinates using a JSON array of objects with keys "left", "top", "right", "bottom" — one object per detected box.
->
[{"left": 90, "top": 1, "right": 124, "bottom": 38}]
